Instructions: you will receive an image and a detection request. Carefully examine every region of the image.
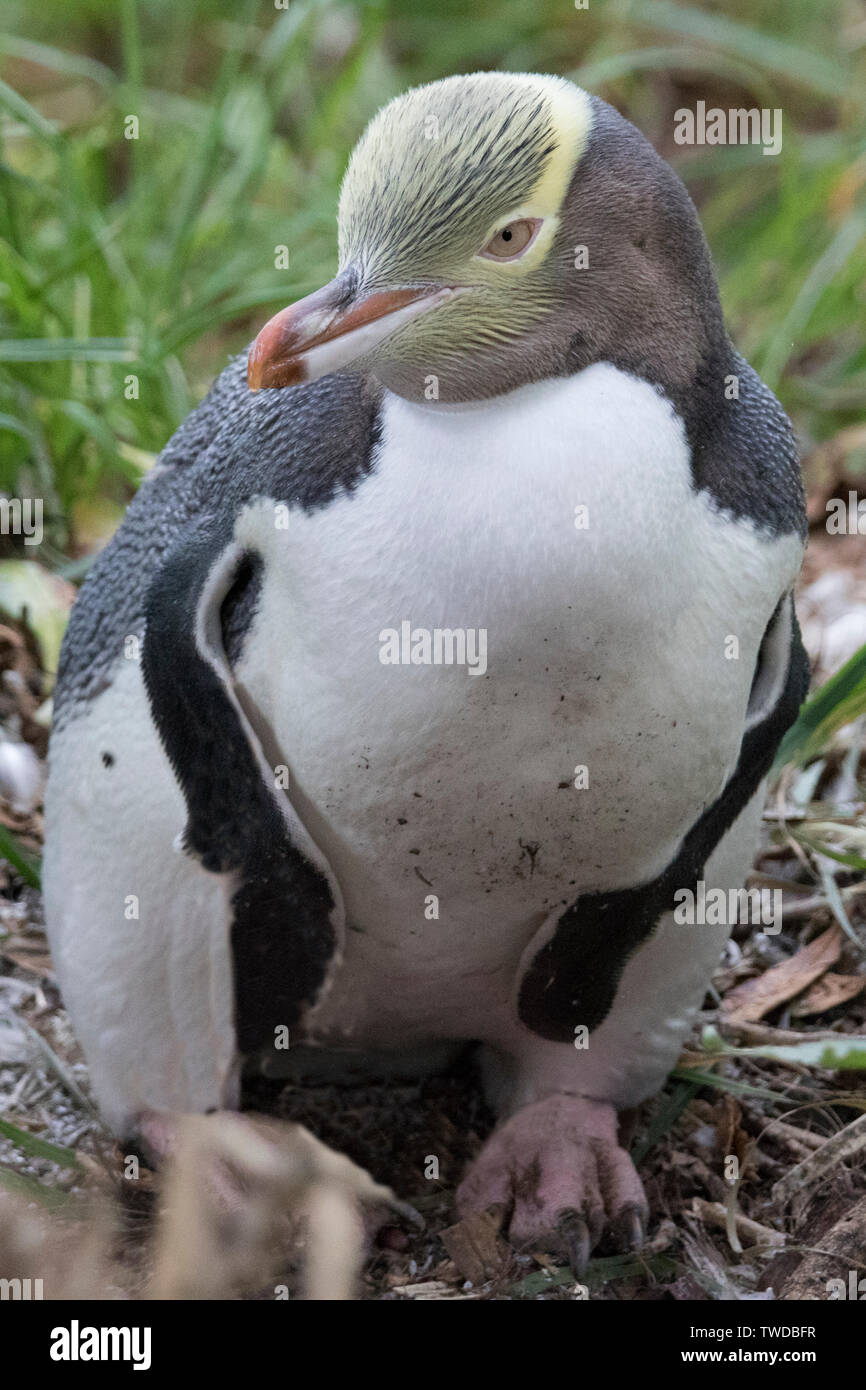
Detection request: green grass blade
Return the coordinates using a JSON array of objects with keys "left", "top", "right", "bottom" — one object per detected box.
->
[
  {"left": 0, "top": 1165, "right": 71, "bottom": 1208},
  {"left": 0, "top": 33, "right": 117, "bottom": 87},
  {"left": 119, "top": 0, "right": 144, "bottom": 92},
  {"left": 774, "top": 642, "right": 866, "bottom": 770},
  {"left": 631, "top": 1077, "right": 700, "bottom": 1165},
  {"left": 629, "top": 0, "right": 847, "bottom": 97},
  {"left": 671, "top": 1068, "right": 796, "bottom": 1102},
  {"left": 0, "top": 1116, "right": 81, "bottom": 1168},
  {"left": 760, "top": 213, "right": 866, "bottom": 390},
  {"left": 0, "top": 824, "right": 41, "bottom": 887},
  {"left": 573, "top": 45, "right": 773, "bottom": 103},
  {"left": 0, "top": 338, "right": 136, "bottom": 363},
  {"left": 711, "top": 1037, "right": 866, "bottom": 1070},
  {"left": 0, "top": 76, "right": 61, "bottom": 142}
]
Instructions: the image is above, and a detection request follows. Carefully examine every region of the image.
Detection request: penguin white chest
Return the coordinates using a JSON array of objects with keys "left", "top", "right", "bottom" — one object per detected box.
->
[{"left": 234, "top": 364, "right": 798, "bottom": 1036}]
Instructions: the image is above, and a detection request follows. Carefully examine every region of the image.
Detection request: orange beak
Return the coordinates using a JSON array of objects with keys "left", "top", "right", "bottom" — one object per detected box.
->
[{"left": 247, "top": 276, "right": 455, "bottom": 391}]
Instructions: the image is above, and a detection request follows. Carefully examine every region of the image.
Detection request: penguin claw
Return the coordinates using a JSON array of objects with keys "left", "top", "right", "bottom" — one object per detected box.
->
[
  {"left": 618, "top": 1204, "right": 645, "bottom": 1253},
  {"left": 386, "top": 1195, "right": 425, "bottom": 1230},
  {"left": 557, "top": 1208, "right": 591, "bottom": 1276}
]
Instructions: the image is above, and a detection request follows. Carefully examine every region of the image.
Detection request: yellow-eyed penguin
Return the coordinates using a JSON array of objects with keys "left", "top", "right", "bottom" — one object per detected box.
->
[{"left": 43, "top": 71, "right": 808, "bottom": 1268}]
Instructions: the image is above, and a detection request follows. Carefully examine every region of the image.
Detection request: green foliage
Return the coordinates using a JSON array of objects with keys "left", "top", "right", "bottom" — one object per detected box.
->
[
  {"left": 0, "top": 0, "right": 863, "bottom": 551},
  {"left": 0, "top": 1117, "right": 80, "bottom": 1211},
  {"left": 775, "top": 643, "right": 866, "bottom": 770},
  {"left": 0, "top": 1114, "right": 80, "bottom": 1167},
  {"left": 0, "top": 823, "right": 40, "bottom": 885},
  {"left": 510, "top": 1252, "right": 678, "bottom": 1295},
  {"left": 0, "top": 1164, "right": 72, "bottom": 1207},
  {"left": 699, "top": 1024, "right": 866, "bottom": 1072}
]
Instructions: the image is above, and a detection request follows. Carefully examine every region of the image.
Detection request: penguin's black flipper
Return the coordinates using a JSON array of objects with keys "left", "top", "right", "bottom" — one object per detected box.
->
[
  {"left": 142, "top": 525, "right": 343, "bottom": 1055},
  {"left": 518, "top": 594, "right": 810, "bottom": 1043}
]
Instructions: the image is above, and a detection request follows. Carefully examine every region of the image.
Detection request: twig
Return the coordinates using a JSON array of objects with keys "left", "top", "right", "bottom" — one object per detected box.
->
[
  {"left": 690, "top": 1197, "right": 785, "bottom": 1249},
  {"left": 772, "top": 1111, "right": 866, "bottom": 1208}
]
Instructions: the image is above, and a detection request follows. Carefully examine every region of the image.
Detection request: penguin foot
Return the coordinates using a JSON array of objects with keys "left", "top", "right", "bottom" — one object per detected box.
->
[
  {"left": 127, "top": 1109, "right": 420, "bottom": 1298},
  {"left": 456, "top": 1094, "right": 648, "bottom": 1273},
  {"left": 133, "top": 1108, "right": 421, "bottom": 1233}
]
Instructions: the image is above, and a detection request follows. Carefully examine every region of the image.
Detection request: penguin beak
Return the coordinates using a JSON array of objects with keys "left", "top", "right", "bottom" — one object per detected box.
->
[{"left": 247, "top": 275, "right": 457, "bottom": 390}]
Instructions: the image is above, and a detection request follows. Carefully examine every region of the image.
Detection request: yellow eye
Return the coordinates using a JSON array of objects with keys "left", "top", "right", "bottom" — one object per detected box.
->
[{"left": 480, "top": 218, "right": 541, "bottom": 261}]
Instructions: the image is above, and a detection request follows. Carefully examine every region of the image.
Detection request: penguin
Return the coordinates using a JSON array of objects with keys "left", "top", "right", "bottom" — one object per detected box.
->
[{"left": 43, "top": 71, "right": 808, "bottom": 1268}]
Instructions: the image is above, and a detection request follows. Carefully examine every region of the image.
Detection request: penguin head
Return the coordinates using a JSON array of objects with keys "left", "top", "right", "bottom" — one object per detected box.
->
[{"left": 248, "top": 72, "right": 724, "bottom": 405}]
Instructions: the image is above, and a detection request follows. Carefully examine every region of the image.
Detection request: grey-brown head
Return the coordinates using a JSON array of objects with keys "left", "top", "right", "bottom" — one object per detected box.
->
[{"left": 249, "top": 71, "right": 727, "bottom": 406}]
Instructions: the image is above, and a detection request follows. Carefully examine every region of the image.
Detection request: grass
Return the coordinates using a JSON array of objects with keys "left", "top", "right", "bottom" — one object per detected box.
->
[
  {"left": 0, "top": 822, "right": 40, "bottom": 886},
  {"left": 776, "top": 645, "right": 866, "bottom": 770},
  {"left": 0, "top": 0, "right": 864, "bottom": 552}
]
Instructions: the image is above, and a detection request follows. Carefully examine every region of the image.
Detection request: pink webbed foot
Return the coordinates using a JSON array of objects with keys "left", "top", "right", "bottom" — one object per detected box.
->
[{"left": 456, "top": 1094, "right": 648, "bottom": 1274}]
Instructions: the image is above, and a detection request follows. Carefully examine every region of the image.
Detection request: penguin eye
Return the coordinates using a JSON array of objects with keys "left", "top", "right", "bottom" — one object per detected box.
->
[{"left": 480, "top": 218, "right": 541, "bottom": 261}]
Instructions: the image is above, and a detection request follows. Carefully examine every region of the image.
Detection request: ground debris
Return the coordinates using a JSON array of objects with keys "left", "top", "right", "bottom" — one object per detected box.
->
[
  {"left": 721, "top": 925, "right": 843, "bottom": 1023},
  {"left": 440, "top": 1207, "right": 511, "bottom": 1283}
]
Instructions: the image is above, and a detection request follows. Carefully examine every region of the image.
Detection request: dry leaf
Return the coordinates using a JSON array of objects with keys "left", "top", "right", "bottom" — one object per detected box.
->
[
  {"left": 713, "top": 1093, "right": 742, "bottom": 1158},
  {"left": 722, "top": 925, "right": 843, "bottom": 1024},
  {"left": 791, "top": 971, "right": 866, "bottom": 1018},
  {"left": 440, "top": 1208, "right": 510, "bottom": 1284}
]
